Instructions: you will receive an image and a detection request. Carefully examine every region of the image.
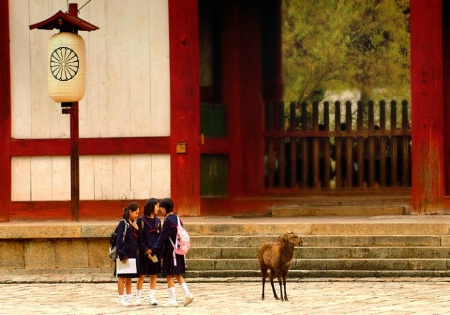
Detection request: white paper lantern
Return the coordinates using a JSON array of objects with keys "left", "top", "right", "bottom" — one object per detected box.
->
[{"left": 48, "top": 32, "right": 86, "bottom": 103}]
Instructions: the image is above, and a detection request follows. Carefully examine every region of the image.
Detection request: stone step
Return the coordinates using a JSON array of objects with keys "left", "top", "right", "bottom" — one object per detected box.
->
[
  {"left": 271, "top": 205, "right": 407, "bottom": 217},
  {"left": 190, "top": 235, "right": 443, "bottom": 247},
  {"left": 187, "top": 246, "right": 450, "bottom": 259},
  {"left": 185, "top": 258, "right": 449, "bottom": 271},
  {"left": 297, "top": 247, "right": 450, "bottom": 259},
  {"left": 186, "top": 220, "right": 449, "bottom": 236},
  {"left": 184, "top": 269, "right": 450, "bottom": 278}
]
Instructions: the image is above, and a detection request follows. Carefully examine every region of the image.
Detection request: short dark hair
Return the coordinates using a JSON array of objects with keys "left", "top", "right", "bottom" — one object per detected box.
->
[
  {"left": 159, "top": 198, "right": 174, "bottom": 213},
  {"left": 143, "top": 198, "right": 158, "bottom": 216}
]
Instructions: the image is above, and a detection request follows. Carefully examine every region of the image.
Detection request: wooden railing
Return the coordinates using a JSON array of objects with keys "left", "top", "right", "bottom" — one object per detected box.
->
[{"left": 264, "top": 100, "right": 411, "bottom": 190}]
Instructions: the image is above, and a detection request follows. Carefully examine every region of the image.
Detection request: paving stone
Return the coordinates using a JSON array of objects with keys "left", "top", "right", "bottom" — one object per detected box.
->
[{"left": 1, "top": 276, "right": 450, "bottom": 314}]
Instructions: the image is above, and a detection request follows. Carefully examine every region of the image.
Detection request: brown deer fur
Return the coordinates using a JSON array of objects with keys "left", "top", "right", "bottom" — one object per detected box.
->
[{"left": 257, "top": 231, "right": 303, "bottom": 301}]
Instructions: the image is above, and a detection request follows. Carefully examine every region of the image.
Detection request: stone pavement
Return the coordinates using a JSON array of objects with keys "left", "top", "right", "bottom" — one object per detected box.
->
[{"left": 1, "top": 274, "right": 450, "bottom": 314}]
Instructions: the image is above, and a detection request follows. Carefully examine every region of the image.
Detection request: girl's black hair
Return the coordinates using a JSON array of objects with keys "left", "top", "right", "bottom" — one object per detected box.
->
[
  {"left": 122, "top": 202, "right": 140, "bottom": 220},
  {"left": 143, "top": 198, "right": 158, "bottom": 216},
  {"left": 159, "top": 198, "right": 174, "bottom": 213}
]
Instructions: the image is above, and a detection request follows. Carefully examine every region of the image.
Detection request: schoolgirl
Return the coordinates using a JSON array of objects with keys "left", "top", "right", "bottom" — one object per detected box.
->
[
  {"left": 115, "top": 202, "right": 140, "bottom": 306},
  {"left": 150, "top": 198, "right": 194, "bottom": 307},
  {"left": 134, "top": 198, "right": 162, "bottom": 306}
]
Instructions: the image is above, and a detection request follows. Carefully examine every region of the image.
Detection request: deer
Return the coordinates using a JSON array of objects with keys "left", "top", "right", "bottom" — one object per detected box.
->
[{"left": 257, "top": 231, "right": 303, "bottom": 301}]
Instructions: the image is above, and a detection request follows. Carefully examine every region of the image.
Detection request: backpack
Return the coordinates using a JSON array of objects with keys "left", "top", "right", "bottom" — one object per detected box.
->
[
  {"left": 169, "top": 215, "right": 191, "bottom": 265},
  {"left": 108, "top": 219, "right": 129, "bottom": 260}
]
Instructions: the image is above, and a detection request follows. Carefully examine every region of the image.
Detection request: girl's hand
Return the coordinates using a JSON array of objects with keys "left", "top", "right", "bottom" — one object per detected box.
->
[{"left": 131, "top": 221, "right": 139, "bottom": 230}]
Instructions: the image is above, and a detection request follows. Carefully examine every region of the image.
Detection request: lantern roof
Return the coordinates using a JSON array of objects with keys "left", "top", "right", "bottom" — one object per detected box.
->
[{"left": 29, "top": 10, "right": 99, "bottom": 32}]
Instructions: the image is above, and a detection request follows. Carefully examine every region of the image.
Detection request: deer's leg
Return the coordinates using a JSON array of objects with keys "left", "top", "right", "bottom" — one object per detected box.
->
[
  {"left": 269, "top": 271, "right": 280, "bottom": 300},
  {"left": 277, "top": 273, "right": 284, "bottom": 301},
  {"left": 261, "top": 268, "right": 267, "bottom": 300},
  {"left": 283, "top": 272, "right": 288, "bottom": 301}
]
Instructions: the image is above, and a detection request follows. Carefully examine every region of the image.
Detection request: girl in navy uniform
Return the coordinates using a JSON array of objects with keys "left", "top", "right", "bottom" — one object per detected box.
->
[
  {"left": 135, "top": 198, "right": 161, "bottom": 305},
  {"left": 115, "top": 202, "right": 140, "bottom": 306},
  {"left": 150, "top": 198, "right": 194, "bottom": 307}
]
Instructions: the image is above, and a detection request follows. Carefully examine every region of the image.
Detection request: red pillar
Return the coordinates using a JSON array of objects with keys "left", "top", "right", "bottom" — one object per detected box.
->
[
  {"left": 444, "top": 1, "right": 450, "bottom": 197},
  {"left": 0, "top": 0, "right": 11, "bottom": 222},
  {"left": 410, "top": 0, "right": 445, "bottom": 214},
  {"left": 168, "top": 0, "right": 201, "bottom": 216}
]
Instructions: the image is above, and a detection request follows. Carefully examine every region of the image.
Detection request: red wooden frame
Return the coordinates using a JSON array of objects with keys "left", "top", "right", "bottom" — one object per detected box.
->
[
  {"left": 410, "top": 0, "right": 446, "bottom": 214},
  {"left": 2, "top": 0, "right": 450, "bottom": 221},
  {"left": 168, "top": 0, "right": 201, "bottom": 216},
  {"left": 0, "top": 0, "right": 11, "bottom": 222},
  {"left": 444, "top": 1, "right": 450, "bottom": 196},
  {"left": 11, "top": 137, "right": 169, "bottom": 156}
]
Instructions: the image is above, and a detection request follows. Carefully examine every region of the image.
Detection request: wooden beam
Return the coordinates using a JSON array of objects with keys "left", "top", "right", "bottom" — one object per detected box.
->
[{"left": 11, "top": 137, "right": 170, "bottom": 156}]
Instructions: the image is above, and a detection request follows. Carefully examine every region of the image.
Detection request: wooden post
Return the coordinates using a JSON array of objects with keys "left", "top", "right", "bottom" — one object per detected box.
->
[
  {"left": 70, "top": 102, "right": 80, "bottom": 221},
  {"left": 168, "top": 0, "right": 201, "bottom": 216},
  {"left": 0, "top": 0, "right": 11, "bottom": 222},
  {"left": 69, "top": 3, "right": 80, "bottom": 221},
  {"left": 410, "top": 0, "right": 445, "bottom": 214}
]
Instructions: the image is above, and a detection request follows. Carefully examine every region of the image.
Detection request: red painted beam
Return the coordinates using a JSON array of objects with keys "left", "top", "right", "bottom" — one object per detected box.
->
[
  {"left": 0, "top": 0, "right": 11, "bottom": 222},
  {"left": 11, "top": 137, "right": 170, "bottom": 156},
  {"left": 168, "top": 0, "right": 201, "bottom": 216},
  {"left": 410, "top": 0, "right": 445, "bottom": 214},
  {"left": 10, "top": 200, "right": 149, "bottom": 221}
]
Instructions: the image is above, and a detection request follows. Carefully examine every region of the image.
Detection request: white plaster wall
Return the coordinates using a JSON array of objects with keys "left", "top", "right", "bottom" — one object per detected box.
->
[
  {"left": 12, "top": 155, "right": 171, "bottom": 201},
  {"left": 9, "top": 0, "right": 171, "bottom": 201}
]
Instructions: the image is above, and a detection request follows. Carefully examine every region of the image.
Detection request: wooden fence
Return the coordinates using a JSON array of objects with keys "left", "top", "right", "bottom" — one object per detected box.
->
[{"left": 264, "top": 100, "right": 411, "bottom": 190}]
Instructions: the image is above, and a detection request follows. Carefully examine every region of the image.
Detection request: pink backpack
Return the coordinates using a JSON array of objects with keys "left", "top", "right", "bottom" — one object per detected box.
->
[{"left": 169, "top": 215, "right": 191, "bottom": 266}]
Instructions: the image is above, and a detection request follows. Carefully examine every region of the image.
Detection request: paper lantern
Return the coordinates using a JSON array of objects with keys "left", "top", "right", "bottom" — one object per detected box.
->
[{"left": 48, "top": 32, "right": 85, "bottom": 103}]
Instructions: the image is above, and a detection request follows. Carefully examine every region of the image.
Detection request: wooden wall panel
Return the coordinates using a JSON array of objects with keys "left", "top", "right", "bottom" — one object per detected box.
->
[
  {"left": 130, "top": 155, "right": 152, "bottom": 199},
  {"left": 30, "top": 157, "right": 53, "bottom": 201},
  {"left": 11, "top": 153, "right": 171, "bottom": 201},
  {"left": 149, "top": 154, "right": 171, "bottom": 198},
  {"left": 93, "top": 156, "right": 113, "bottom": 199},
  {"left": 51, "top": 157, "right": 71, "bottom": 200},
  {"left": 79, "top": 156, "right": 95, "bottom": 200},
  {"left": 11, "top": 157, "right": 30, "bottom": 201},
  {"left": 149, "top": 0, "right": 171, "bottom": 136},
  {"left": 9, "top": 0, "right": 32, "bottom": 139},
  {"left": 111, "top": 156, "right": 131, "bottom": 200},
  {"left": 83, "top": 1, "right": 108, "bottom": 138}
]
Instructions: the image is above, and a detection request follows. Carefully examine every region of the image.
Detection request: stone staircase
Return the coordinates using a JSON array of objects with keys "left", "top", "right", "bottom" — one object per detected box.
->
[
  {"left": 1, "top": 215, "right": 450, "bottom": 279},
  {"left": 184, "top": 217, "right": 450, "bottom": 278}
]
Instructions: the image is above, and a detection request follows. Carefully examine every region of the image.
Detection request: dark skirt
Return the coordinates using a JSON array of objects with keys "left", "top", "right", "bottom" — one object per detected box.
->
[
  {"left": 161, "top": 249, "right": 186, "bottom": 277},
  {"left": 138, "top": 253, "right": 161, "bottom": 276},
  {"left": 113, "top": 251, "right": 139, "bottom": 278}
]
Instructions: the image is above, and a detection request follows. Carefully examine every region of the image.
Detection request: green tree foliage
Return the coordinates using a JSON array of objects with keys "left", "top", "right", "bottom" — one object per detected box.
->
[{"left": 282, "top": 0, "right": 410, "bottom": 103}]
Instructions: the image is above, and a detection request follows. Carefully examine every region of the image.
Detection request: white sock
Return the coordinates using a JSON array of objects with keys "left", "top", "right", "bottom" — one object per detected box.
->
[
  {"left": 149, "top": 289, "right": 155, "bottom": 299},
  {"left": 126, "top": 294, "right": 132, "bottom": 301},
  {"left": 118, "top": 294, "right": 125, "bottom": 300},
  {"left": 180, "top": 282, "right": 190, "bottom": 296},
  {"left": 136, "top": 289, "right": 141, "bottom": 297},
  {"left": 168, "top": 287, "right": 176, "bottom": 300}
]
